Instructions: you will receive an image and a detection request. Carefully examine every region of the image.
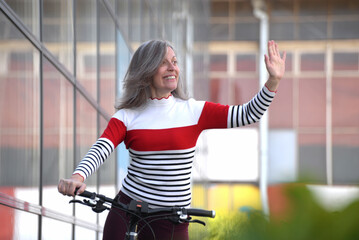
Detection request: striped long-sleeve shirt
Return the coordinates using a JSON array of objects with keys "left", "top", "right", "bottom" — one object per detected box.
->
[{"left": 73, "top": 85, "right": 276, "bottom": 208}]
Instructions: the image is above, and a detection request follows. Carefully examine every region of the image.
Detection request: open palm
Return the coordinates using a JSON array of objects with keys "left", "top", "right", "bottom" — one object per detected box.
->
[{"left": 265, "top": 40, "right": 286, "bottom": 81}]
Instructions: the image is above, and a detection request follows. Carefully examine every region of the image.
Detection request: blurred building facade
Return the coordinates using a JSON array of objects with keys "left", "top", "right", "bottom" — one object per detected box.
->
[{"left": 0, "top": 0, "right": 358, "bottom": 239}]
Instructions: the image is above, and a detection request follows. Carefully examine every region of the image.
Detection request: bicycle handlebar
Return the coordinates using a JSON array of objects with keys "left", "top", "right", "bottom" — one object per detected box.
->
[
  {"left": 78, "top": 190, "right": 114, "bottom": 203},
  {"left": 78, "top": 190, "right": 95, "bottom": 199},
  {"left": 76, "top": 190, "right": 216, "bottom": 218},
  {"left": 185, "top": 208, "right": 216, "bottom": 218},
  {"left": 71, "top": 189, "right": 215, "bottom": 239}
]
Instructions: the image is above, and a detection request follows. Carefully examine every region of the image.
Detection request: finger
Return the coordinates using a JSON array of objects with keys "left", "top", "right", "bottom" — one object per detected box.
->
[
  {"left": 264, "top": 54, "right": 270, "bottom": 66},
  {"left": 270, "top": 41, "right": 278, "bottom": 57},
  {"left": 76, "top": 183, "right": 87, "bottom": 196},
  {"left": 274, "top": 41, "right": 279, "bottom": 56},
  {"left": 67, "top": 182, "right": 75, "bottom": 196},
  {"left": 269, "top": 41, "right": 276, "bottom": 57},
  {"left": 282, "top": 51, "right": 287, "bottom": 62},
  {"left": 58, "top": 179, "right": 66, "bottom": 195},
  {"left": 57, "top": 179, "right": 62, "bottom": 192},
  {"left": 69, "top": 181, "right": 81, "bottom": 196},
  {"left": 66, "top": 181, "right": 75, "bottom": 196},
  {"left": 63, "top": 181, "right": 70, "bottom": 196},
  {"left": 70, "top": 181, "right": 85, "bottom": 196},
  {"left": 267, "top": 41, "right": 272, "bottom": 57}
]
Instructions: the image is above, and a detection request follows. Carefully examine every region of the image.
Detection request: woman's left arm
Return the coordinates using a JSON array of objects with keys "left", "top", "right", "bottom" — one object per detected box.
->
[
  {"left": 226, "top": 41, "right": 286, "bottom": 128},
  {"left": 198, "top": 41, "right": 286, "bottom": 130},
  {"left": 264, "top": 40, "right": 286, "bottom": 92}
]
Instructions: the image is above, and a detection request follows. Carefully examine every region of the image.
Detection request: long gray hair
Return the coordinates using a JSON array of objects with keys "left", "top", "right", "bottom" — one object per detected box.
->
[{"left": 115, "top": 40, "right": 188, "bottom": 110}]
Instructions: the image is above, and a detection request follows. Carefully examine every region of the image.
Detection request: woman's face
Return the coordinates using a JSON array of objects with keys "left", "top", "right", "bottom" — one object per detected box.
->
[{"left": 150, "top": 47, "right": 179, "bottom": 99}]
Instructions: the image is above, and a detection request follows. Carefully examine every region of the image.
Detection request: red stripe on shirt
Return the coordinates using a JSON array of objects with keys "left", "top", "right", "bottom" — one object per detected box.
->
[{"left": 125, "top": 125, "right": 201, "bottom": 151}]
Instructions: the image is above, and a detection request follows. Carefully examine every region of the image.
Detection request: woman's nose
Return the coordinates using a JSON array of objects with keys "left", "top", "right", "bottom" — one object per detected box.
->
[{"left": 167, "top": 62, "right": 175, "bottom": 70}]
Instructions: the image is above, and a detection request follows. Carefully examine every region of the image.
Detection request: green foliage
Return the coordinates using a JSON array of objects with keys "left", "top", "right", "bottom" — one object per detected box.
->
[
  {"left": 193, "top": 185, "right": 359, "bottom": 240},
  {"left": 189, "top": 210, "right": 247, "bottom": 240},
  {"left": 206, "top": 210, "right": 247, "bottom": 240}
]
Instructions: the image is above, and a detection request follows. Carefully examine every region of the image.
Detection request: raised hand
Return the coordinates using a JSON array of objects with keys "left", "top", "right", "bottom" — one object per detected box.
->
[{"left": 264, "top": 40, "right": 286, "bottom": 91}]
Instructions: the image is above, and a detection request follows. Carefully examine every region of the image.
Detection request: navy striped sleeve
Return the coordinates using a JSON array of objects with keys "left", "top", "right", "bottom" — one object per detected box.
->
[
  {"left": 73, "top": 138, "right": 115, "bottom": 180},
  {"left": 227, "top": 86, "right": 276, "bottom": 128}
]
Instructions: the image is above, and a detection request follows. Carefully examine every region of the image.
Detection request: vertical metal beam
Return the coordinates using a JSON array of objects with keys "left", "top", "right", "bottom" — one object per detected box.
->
[
  {"left": 326, "top": 44, "right": 333, "bottom": 185},
  {"left": 114, "top": 0, "right": 119, "bottom": 195},
  {"left": 96, "top": 1, "right": 101, "bottom": 238},
  {"left": 252, "top": 0, "right": 270, "bottom": 216},
  {"left": 72, "top": 0, "right": 77, "bottom": 239},
  {"left": 39, "top": 0, "right": 44, "bottom": 239},
  {"left": 185, "top": 0, "right": 194, "bottom": 97}
]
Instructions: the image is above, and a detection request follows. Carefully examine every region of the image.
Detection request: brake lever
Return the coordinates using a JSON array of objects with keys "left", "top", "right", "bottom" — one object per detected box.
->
[
  {"left": 180, "top": 216, "right": 206, "bottom": 226},
  {"left": 169, "top": 214, "right": 206, "bottom": 226},
  {"left": 69, "top": 199, "right": 96, "bottom": 208},
  {"left": 189, "top": 219, "right": 206, "bottom": 226}
]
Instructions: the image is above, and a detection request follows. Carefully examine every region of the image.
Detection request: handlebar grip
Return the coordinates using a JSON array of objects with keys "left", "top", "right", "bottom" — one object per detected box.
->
[
  {"left": 77, "top": 189, "right": 96, "bottom": 199},
  {"left": 186, "top": 208, "right": 216, "bottom": 218}
]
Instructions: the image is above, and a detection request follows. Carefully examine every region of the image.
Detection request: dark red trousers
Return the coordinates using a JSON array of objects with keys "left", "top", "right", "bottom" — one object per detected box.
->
[{"left": 103, "top": 191, "right": 189, "bottom": 240}]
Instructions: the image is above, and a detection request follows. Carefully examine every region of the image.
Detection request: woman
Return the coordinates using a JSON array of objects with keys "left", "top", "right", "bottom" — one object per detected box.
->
[{"left": 58, "top": 39, "right": 286, "bottom": 239}]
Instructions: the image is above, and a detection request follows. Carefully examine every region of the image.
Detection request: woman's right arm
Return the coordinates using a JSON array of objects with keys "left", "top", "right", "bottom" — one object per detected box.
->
[{"left": 57, "top": 116, "right": 127, "bottom": 196}]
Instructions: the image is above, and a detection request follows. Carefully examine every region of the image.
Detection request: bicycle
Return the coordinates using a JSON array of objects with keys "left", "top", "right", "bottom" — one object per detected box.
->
[{"left": 70, "top": 190, "right": 216, "bottom": 240}]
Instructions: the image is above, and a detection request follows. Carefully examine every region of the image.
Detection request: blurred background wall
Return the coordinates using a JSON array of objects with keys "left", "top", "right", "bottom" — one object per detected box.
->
[{"left": 0, "top": 0, "right": 358, "bottom": 239}]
